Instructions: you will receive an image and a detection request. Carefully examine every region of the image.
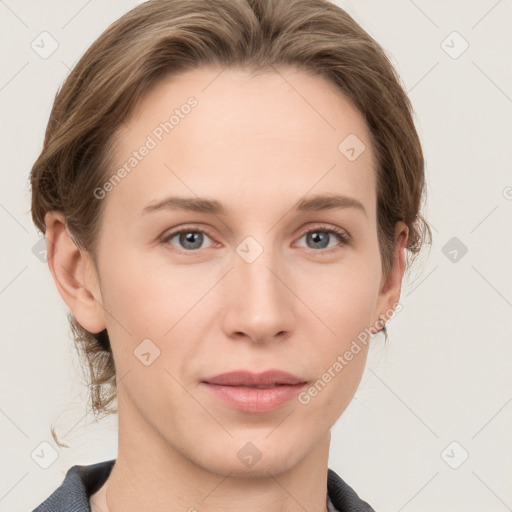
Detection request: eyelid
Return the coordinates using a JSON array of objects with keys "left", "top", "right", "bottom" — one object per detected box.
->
[
  {"left": 160, "top": 224, "right": 218, "bottom": 250},
  {"left": 294, "top": 224, "right": 352, "bottom": 251}
]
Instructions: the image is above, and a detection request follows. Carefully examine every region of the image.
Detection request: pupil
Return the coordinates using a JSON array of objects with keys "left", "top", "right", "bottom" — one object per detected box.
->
[
  {"left": 181, "top": 232, "right": 202, "bottom": 249},
  {"left": 308, "top": 231, "right": 329, "bottom": 249}
]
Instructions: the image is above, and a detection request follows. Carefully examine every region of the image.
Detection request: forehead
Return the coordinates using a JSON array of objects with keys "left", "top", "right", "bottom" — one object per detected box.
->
[{"left": 107, "top": 66, "right": 377, "bottom": 218}]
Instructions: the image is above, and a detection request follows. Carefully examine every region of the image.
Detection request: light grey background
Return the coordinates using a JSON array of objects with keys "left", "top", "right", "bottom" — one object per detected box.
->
[{"left": 1, "top": 1, "right": 511, "bottom": 511}]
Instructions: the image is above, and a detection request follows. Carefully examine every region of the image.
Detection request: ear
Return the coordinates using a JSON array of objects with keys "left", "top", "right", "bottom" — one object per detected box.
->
[
  {"left": 44, "top": 211, "right": 106, "bottom": 333},
  {"left": 372, "top": 221, "right": 409, "bottom": 332}
]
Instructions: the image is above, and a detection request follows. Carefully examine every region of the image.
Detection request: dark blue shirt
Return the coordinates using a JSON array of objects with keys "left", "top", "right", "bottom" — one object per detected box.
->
[{"left": 32, "top": 459, "right": 375, "bottom": 512}]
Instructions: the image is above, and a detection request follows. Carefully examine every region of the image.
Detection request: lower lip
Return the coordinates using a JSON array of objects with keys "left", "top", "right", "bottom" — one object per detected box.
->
[{"left": 202, "top": 382, "right": 307, "bottom": 413}]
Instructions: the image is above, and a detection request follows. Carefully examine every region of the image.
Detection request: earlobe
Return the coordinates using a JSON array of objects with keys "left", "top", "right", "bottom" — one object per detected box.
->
[{"left": 44, "top": 211, "right": 106, "bottom": 334}]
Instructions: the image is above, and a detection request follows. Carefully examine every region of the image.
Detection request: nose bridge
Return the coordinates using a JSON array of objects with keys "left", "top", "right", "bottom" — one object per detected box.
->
[
  {"left": 242, "top": 254, "right": 278, "bottom": 300},
  {"left": 225, "top": 236, "right": 293, "bottom": 341}
]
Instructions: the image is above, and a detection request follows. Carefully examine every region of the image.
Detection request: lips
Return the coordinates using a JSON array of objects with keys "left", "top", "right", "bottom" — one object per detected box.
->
[
  {"left": 203, "top": 370, "right": 306, "bottom": 387},
  {"left": 201, "top": 370, "right": 308, "bottom": 413}
]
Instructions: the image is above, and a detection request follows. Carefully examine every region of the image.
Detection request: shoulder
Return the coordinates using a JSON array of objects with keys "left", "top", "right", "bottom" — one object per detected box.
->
[
  {"left": 31, "top": 459, "right": 115, "bottom": 512},
  {"left": 327, "top": 467, "right": 376, "bottom": 512}
]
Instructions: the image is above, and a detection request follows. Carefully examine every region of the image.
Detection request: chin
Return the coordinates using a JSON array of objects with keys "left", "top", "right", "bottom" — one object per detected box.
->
[{"left": 190, "top": 437, "right": 309, "bottom": 479}]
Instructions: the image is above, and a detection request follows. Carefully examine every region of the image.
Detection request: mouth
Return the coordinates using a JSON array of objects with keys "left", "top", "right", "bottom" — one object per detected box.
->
[{"left": 201, "top": 370, "right": 308, "bottom": 413}]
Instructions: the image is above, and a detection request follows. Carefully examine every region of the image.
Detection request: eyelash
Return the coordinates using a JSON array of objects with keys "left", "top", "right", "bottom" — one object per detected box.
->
[{"left": 160, "top": 224, "right": 351, "bottom": 255}]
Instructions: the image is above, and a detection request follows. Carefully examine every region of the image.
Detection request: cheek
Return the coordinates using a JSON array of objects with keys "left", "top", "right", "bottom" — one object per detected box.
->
[
  {"left": 295, "top": 250, "right": 381, "bottom": 405},
  {"left": 96, "top": 246, "right": 224, "bottom": 399},
  {"left": 296, "top": 289, "right": 375, "bottom": 425},
  {"left": 97, "top": 253, "right": 201, "bottom": 411},
  {"left": 99, "top": 246, "right": 211, "bottom": 337},
  {"left": 299, "top": 251, "right": 382, "bottom": 339}
]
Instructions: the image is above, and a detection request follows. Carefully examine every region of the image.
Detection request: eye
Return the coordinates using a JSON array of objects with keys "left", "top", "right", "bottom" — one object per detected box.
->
[
  {"left": 160, "top": 224, "right": 351, "bottom": 254},
  {"left": 295, "top": 225, "right": 351, "bottom": 253},
  {"left": 161, "top": 228, "right": 217, "bottom": 252}
]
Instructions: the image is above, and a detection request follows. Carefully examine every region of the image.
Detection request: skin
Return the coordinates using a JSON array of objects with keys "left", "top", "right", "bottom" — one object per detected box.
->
[{"left": 45, "top": 66, "right": 408, "bottom": 512}]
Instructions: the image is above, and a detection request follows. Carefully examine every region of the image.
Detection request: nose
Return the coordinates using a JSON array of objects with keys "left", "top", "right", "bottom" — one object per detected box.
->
[{"left": 222, "top": 243, "right": 295, "bottom": 344}]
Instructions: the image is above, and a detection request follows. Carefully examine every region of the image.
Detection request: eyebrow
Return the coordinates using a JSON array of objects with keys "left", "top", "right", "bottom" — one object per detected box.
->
[{"left": 142, "top": 193, "right": 367, "bottom": 217}]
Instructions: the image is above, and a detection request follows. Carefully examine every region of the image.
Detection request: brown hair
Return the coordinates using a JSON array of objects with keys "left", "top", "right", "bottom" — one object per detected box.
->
[{"left": 30, "top": 0, "right": 431, "bottom": 421}]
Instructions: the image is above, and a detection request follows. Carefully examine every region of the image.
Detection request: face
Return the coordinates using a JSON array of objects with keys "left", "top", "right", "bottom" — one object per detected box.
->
[{"left": 69, "top": 67, "right": 405, "bottom": 476}]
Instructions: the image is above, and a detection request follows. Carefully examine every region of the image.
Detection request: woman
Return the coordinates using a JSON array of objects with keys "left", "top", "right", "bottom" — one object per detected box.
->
[{"left": 30, "top": 0, "right": 430, "bottom": 510}]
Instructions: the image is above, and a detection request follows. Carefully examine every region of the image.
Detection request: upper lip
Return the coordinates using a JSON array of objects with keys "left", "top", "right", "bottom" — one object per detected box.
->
[{"left": 203, "top": 370, "right": 307, "bottom": 387}]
